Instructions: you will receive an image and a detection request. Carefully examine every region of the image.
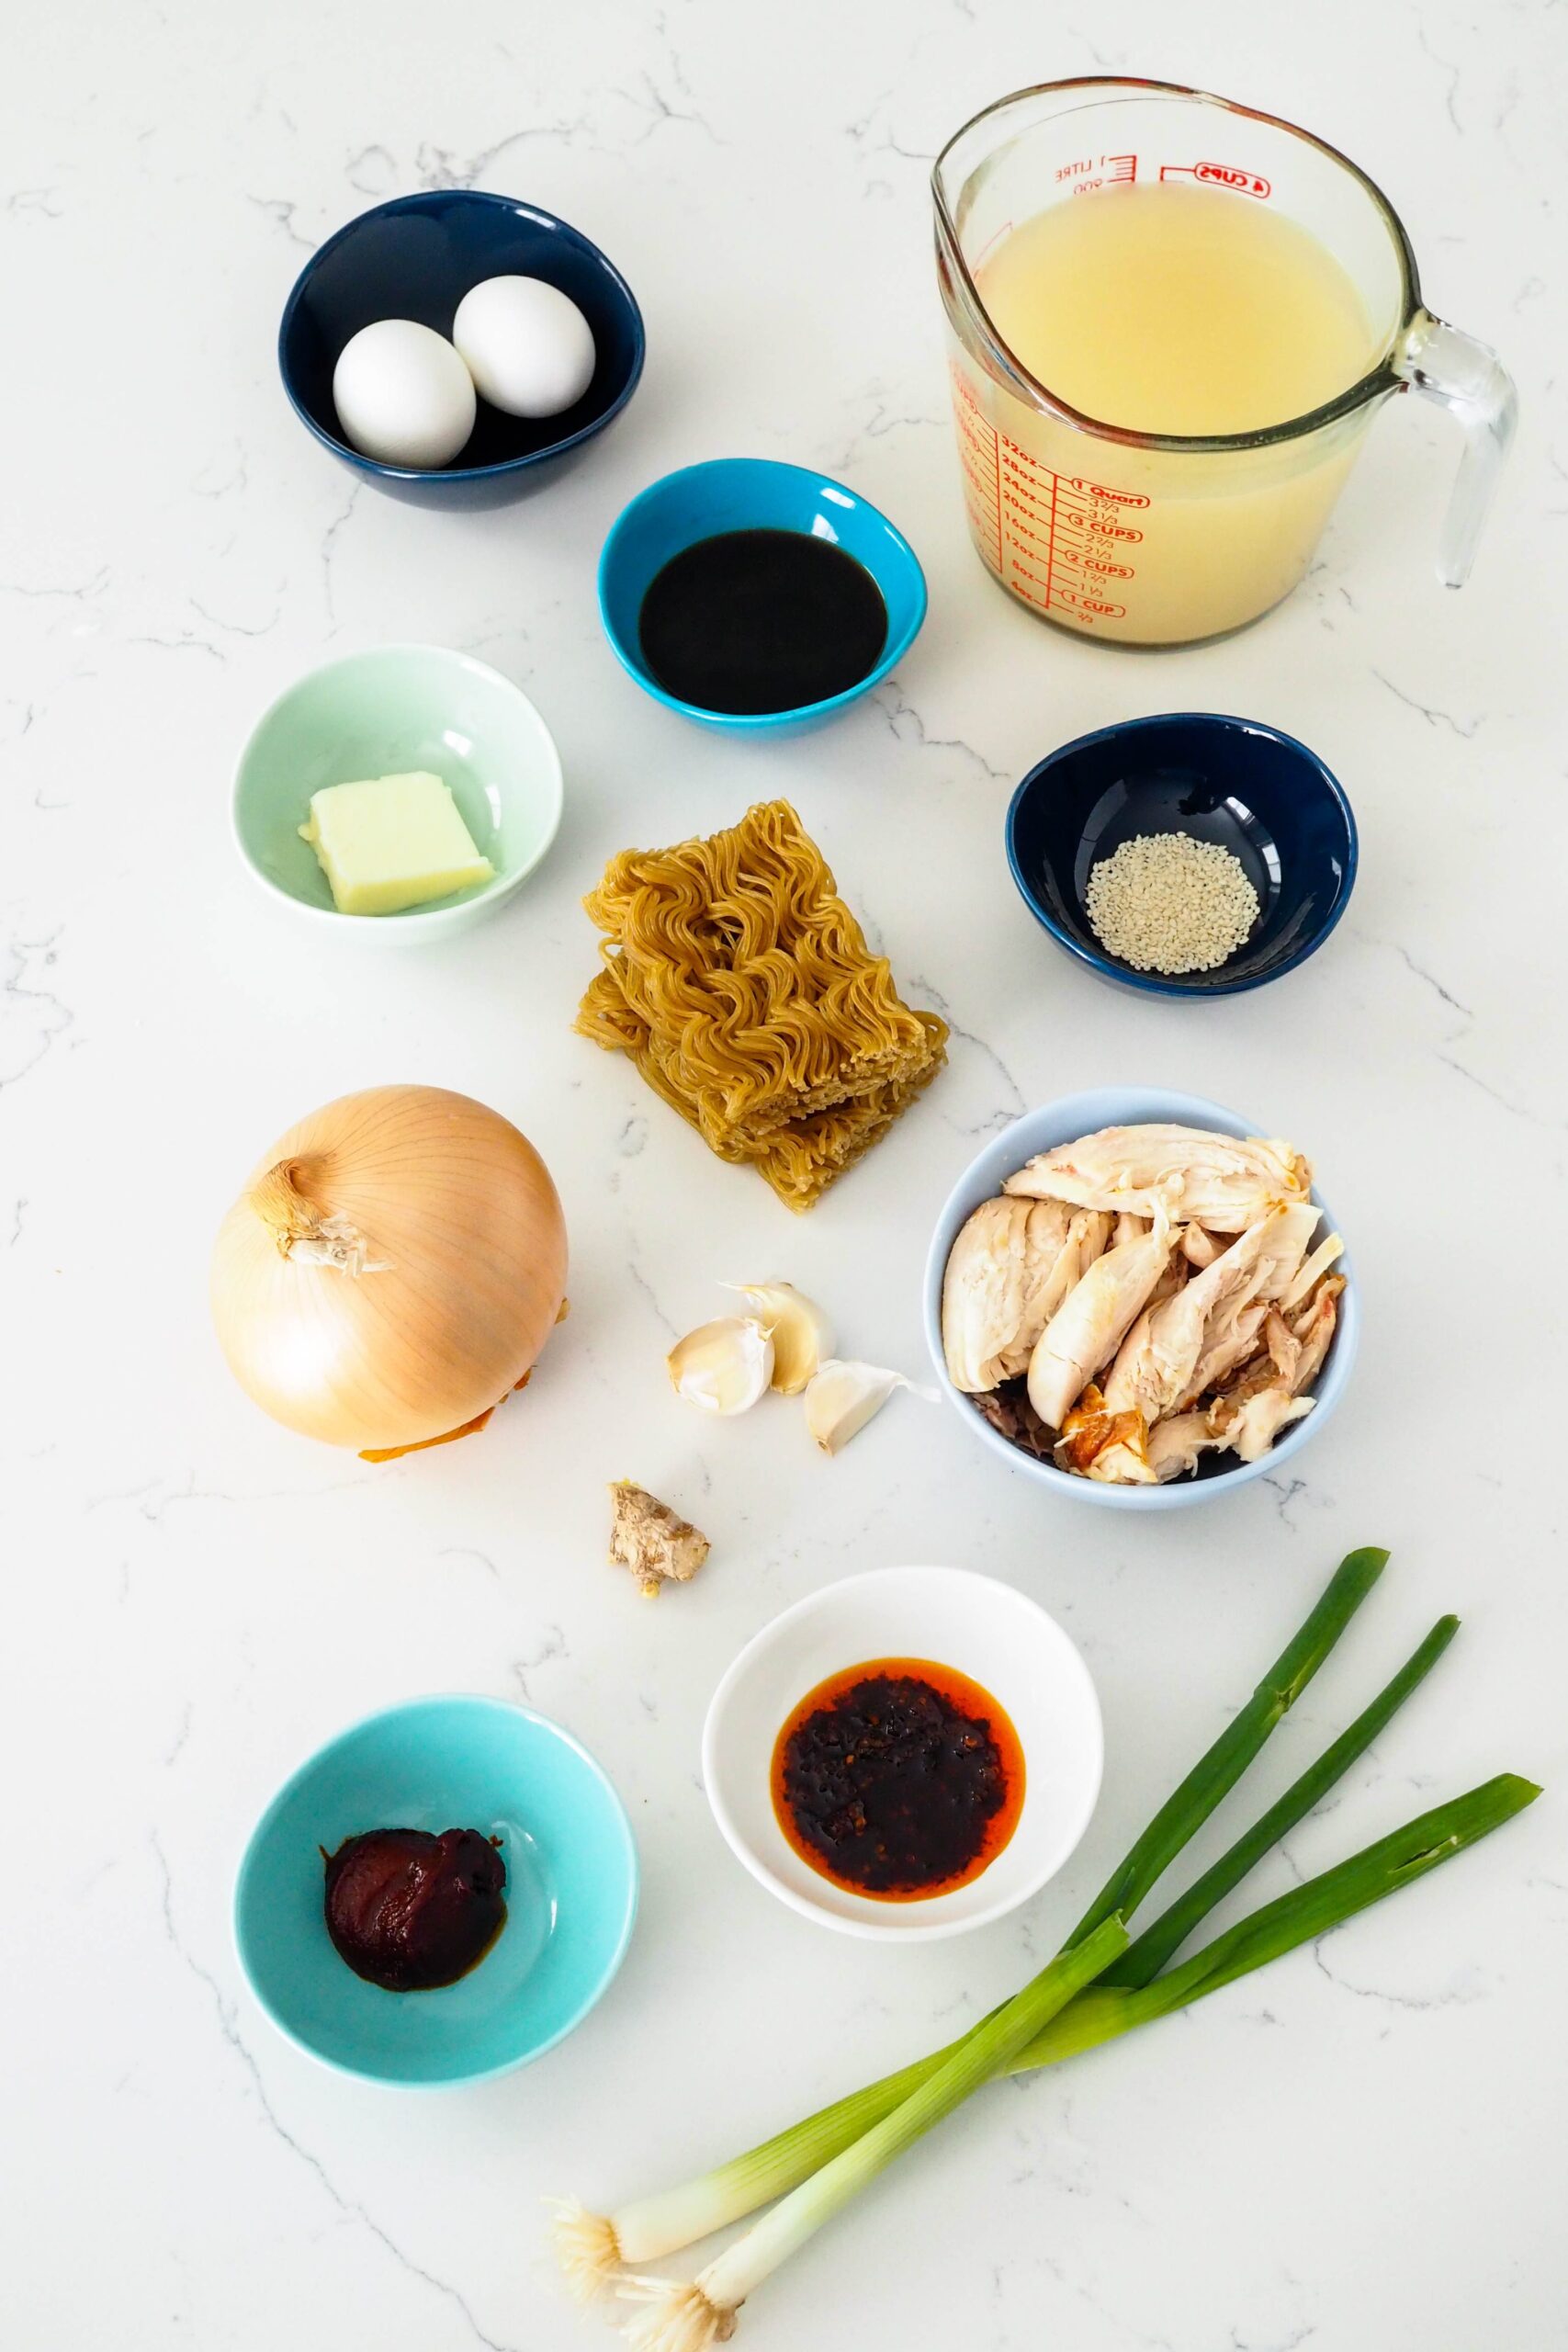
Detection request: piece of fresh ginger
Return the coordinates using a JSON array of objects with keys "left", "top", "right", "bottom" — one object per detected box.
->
[{"left": 608, "top": 1481, "right": 711, "bottom": 1599}]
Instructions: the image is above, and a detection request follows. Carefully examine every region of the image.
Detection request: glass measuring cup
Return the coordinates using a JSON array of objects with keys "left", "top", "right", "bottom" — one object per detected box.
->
[{"left": 933, "top": 79, "right": 1516, "bottom": 647}]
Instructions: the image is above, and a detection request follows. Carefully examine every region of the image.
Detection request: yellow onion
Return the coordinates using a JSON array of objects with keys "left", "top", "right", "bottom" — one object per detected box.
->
[{"left": 211, "top": 1084, "right": 568, "bottom": 1453}]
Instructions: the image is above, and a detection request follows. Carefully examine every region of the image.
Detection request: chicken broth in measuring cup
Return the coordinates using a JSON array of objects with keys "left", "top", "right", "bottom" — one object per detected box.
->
[
  {"left": 961, "top": 185, "right": 1379, "bottom": 645},
  {"left": 977, "top": 184, "right": 1373, "bottom": 437},
  {"left": 935, "top": 82, "right": 1517, "bottom": 645}
]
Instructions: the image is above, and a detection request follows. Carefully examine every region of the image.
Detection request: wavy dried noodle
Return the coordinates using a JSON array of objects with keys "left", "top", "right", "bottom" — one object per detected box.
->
[{"left": 577, "top": 801, "right": 947, "bottom": 1210}]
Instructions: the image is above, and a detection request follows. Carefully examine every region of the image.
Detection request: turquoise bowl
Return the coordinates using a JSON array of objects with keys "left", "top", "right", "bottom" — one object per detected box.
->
[
  {"left": 234, "top": 1695, "right": 637, "bottom": 2086},
  {"left": 232, "top": 645, "right": 563, "bottom": 943},
  {"left": 596, "top": 457, "right": 927, "bottom": 734}
]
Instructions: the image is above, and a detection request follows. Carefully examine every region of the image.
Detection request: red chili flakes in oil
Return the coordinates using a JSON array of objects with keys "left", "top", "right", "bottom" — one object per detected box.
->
[{"left": 770, "top": 1657, "right": 1026, "bottom": 1901}]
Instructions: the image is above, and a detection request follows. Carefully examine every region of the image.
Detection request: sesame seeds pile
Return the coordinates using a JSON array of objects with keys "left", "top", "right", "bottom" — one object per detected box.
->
[{"left": 1085, "top": 831, "right": 1261, "bottom": 976}]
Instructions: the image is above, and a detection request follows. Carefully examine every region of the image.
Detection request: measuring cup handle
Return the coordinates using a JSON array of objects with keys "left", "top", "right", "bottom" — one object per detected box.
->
[{"left": 1394, "top": 310, "right": 1517, "bottom": 588}]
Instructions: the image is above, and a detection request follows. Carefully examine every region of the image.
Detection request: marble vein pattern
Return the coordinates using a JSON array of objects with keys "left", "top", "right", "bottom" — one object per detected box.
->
[{"left": 4, "top": 2, "right": 1565, "bottom": 2348}]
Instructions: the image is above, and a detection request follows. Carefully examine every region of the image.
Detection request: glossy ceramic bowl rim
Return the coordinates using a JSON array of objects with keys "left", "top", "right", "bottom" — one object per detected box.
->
[
  {"left": 701, "top": 1566, "right": 1104, "bottom": 1942},
  {"left": 231, "top": 643, "right": 564, "bottom": 935},
  {"left": 922, "top": 1089, "right": 1359, "bottom": 1510},
  {"left": 231, "top": 1691, "right": 639, "bottom": 2088},
  {"left": 277, "top": 189, "right": 647, "bottom": 485},
  {"left": 1005, "top": 712, "right": 1359, "bottom": 1000},
  {"left": 595, "top": 458, "right": 929, "bottom": 730}
]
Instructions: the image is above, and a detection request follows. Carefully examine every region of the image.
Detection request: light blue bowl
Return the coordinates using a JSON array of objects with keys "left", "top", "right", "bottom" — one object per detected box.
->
[
  {"left": 596, "top": 458, "right": 927, "bottom": 734},
  {"left": 234, "top": 1696, "right": 637, "bottom": 2086},
  {"left": 922, "top": 1089, "right": 1359, "bottom": 1512},
  {"left": 232, "top": 645, "right": 563, "bottom": 944}
]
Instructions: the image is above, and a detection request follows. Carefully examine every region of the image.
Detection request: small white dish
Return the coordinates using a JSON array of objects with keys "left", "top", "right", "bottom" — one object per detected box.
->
[{"left": 702, "top": 1566, "right": 1103, "bottom": 1942}]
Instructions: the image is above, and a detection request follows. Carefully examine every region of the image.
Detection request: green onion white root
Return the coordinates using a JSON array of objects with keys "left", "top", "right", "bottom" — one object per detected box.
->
[{"left": 546, "top": 1548, "right": 1539, "bottom": 2347}]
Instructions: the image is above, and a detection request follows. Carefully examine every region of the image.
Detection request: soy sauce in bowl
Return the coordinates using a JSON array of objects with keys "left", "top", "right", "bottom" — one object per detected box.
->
[{"left": 637, "top": 527, "right": 888, "bottom": 717}]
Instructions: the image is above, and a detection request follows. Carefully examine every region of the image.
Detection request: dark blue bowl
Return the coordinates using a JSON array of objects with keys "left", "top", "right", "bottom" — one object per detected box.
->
[
  {"left": 278, "top": 191, "right": 645, "bottom": 509},
  {"left": 1006, "top": 713, "right": 1357, "bottom": 998}
]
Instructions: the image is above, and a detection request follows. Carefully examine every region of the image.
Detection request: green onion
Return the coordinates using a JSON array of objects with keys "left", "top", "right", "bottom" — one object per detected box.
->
[
  {"left": 551, "top": 1552, "right": 1539, "bottom": 2349},
  {"left": 1101, "top": 1611, "right": 1459, "bottom": 1987},
  {"left": 611, "top": 1774, "right": 1536, "bottom": 2352},
  {"left": 547, "top": 2047, "right": 942, "bottom": 2301},
  {"left": 1010, "top": 1772, "right": 1539, "bottom": 2072},
  {"left": 1066, "top": 1543, "right": 1388, "bottom": 1946},
  {"left": 617, "top": 1914, "right": 1129, "bottom": 2352},
  {"left": 550, "top": 1545, "right": 1389, "bottom": 2297}
]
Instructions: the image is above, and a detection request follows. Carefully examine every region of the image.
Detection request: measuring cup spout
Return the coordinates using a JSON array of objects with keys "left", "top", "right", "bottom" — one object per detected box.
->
[
  {"left": 1395, "top": 311, "right": 1518, "bottom": 588},
  {"left": 932, "top": 78, "right": 1518, "bottom": 640}
]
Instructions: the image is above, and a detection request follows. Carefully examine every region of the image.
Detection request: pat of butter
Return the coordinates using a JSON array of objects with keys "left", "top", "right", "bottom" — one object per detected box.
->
[{"left": 299, "top": 772, "right": 494, "bottom": 917}]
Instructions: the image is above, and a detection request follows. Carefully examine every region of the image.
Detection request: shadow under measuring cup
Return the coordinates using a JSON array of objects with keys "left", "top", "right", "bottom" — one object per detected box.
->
[{"left": 933, "top": 77, "right": 1517, "bottom": 647}]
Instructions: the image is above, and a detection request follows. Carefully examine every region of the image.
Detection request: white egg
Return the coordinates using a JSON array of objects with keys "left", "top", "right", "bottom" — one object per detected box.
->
[
  {"left": 331, "top": 319, "right": 477, "bottom": 470},
  {"left": 452, "top": 277, "right": 597, "bottom": 421}
]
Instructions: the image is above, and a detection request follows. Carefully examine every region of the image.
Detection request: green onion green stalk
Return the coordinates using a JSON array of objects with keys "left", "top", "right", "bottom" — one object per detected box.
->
[
  {"left": 1010, "top": 1771, "right": 1536, "bottom": 2073},
  {"left": 545, "top": 1550, "right": 1538, "bottom": 2351},
  {"left": 1065, "top": 1543, "right": 1389, "bottom": 1950}
]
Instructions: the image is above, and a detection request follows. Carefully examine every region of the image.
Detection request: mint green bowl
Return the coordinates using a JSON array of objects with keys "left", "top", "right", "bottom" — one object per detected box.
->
[
  {"left": 232, "top": 645, "right": 563, "bottom": 943},
  {"left": 234, "top": 1695, "right": 638, "bottom": 2086}
]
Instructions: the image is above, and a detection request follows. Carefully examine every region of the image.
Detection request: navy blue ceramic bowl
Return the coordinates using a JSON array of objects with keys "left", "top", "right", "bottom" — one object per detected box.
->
[
  {"left": 1006, "top": 713, "right": 1357, "bottom": 998},
  {"left": 278, "top": 192, "right": 645, "bottom": 509}
]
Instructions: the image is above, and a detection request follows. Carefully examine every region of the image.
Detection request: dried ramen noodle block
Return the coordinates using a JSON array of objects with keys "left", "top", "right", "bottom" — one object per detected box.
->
[{"left": 575, "top": 800, "right": 947, "bottom": 1209}]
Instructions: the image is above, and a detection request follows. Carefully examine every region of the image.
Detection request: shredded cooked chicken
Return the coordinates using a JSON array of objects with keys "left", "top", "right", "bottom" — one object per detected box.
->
[
  {"left": 1004, "top": 1122, "right": 1310, "bottom": 1232},
  {"left": 1103, "top": 1204, "right": 1312, "bottom": 1426},
  {"left": 941, "top": 1196, "right": 1110, "bottom": 1392},
  {"left": 1054, "top": 1385, "right": 1157, "bottom": 1485},
  {"left": 1146, "top": 1410, "right": 1226, "bottom": 1484},
  {"left": 1026, "top": 1208, "right": 1175, "bottom": 1429},
  {"left": 949, "top": 1122, "right": 1344, "bottom": 1486}
]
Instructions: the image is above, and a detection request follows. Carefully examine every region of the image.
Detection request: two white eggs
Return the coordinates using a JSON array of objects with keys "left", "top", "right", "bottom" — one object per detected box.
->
[{"left": 332, "top": 277, "right": 597, "bottom": 471}]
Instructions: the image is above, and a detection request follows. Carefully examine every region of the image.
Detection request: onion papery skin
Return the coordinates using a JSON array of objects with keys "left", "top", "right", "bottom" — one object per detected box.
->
[{"left": 210, "top": 1085, "right": 568, "bottom": 1452}]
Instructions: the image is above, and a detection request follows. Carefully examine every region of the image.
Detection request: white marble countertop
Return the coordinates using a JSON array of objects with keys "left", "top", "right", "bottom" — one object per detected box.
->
[{"left": 6, "top": 3, "right": 1565, "bottom": 2346}]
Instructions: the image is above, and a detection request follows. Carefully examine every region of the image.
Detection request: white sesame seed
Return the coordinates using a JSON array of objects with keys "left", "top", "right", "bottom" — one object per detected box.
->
[{"left": 1084, "top": 831, "right": 1261, "bottom": 976}]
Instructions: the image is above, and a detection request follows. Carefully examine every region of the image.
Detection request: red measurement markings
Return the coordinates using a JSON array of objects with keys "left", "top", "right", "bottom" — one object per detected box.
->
[
  {"left": 1158, "top": 161, "right": 1271, "bottom": 198},
  {"left": 988, "top": 433, "right": 1053, "bottom": 612},
  {"left": 950, "top": 364, "right": 1005, "bottom": 572},
  {"left": 1055, "top": 151, "right": 1138, "bottom": 191},
  {"left": 955, "top": 395, "right": 1145, "bottom": 622},
  {"left": 989, "top": 415, "right": 1003, "bottom": 569},
  {"left": 1044, "top": 464, "right": 1059, "bottom": 603},
  {"left": 1067, "top": 477, "right": 1150, "bottom": 507},
  {"left": 968, "top": 217, "right": 1014, "bottom": 274},
  {"left": 1036, "top": 474, "right": 1141, "bottom": 620}
]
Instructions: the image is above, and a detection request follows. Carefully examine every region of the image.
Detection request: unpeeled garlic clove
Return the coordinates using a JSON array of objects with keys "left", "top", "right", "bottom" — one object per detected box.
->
[
  {"left": 667, "top": 1317, "right": 774, "bottom": 1415},
  {"left": 722, "top": 1282, "right": 834, "bottom": 1396},
  {"left": 802, "top": 1358, "right": 936, "bottom": 1454}
]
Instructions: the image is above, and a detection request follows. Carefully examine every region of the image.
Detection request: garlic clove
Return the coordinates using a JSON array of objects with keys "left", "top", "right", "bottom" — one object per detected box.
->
[
  {"left": 802, "top": 1358, "right": 937, "bottom": 1454},
  {"left": 667, "top": 1317, "right": 774, "bottom": 1415},
  {"left": 722, "top": 1282, "right": 835, "bottom": 1396}
]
